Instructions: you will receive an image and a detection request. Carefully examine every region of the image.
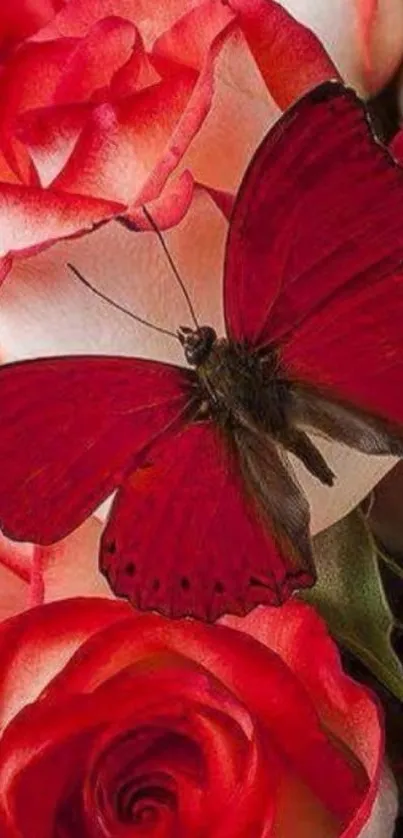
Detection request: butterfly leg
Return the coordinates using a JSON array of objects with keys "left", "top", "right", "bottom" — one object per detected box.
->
[{"left": 280, "top": 427, "right": 335, "bottom": 486}]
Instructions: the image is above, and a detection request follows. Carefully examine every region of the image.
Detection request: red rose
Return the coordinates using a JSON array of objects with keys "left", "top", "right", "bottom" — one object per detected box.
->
[
  {"left": 0, "top": 0, "right": 338, "bottom": 281},
  {"left": 0, "top": 597, "right": 395, "bottom": 837}
]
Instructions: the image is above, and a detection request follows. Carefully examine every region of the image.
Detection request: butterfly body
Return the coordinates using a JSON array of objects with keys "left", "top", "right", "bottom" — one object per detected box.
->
[
  {"left": 188, "top": 330, "right": 283, "bottom": 427},
  {"left": 2, "top": 81, "right": 403, "bottom": 620},
  {"left": 182, "top": 326, "right": 334, "bottom": 487}
]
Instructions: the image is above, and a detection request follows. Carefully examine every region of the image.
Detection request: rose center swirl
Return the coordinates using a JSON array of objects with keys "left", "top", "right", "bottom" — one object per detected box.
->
[{"left": 86, "top": 725, "right": 205, "bottom": 835}]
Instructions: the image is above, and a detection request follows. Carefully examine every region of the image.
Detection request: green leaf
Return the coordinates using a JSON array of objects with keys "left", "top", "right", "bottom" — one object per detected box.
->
[{"left": 301, "top": 509, "right": 403, "bottom": 701}]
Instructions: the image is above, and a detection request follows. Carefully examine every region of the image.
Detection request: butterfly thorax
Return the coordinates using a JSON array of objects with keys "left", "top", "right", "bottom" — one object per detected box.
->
[
  {"left": 178, "top": 325, "right": 289, "bottom": 434},
  {"left": 178, "top": 325, "right": 337, "bottom": 488}
]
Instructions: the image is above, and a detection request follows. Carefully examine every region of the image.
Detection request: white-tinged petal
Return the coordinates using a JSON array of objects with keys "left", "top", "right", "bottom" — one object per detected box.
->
[
  {"left": 359, "top": 762, "right": 398, "bottom": 838},
  {"left": 281, "top": 0, "right": 403, "bottom": 96}
]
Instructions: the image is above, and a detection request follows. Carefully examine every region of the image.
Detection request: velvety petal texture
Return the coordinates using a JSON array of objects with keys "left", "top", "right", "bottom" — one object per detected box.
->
[{"left": 0, "top": 597, "right": 392, "bottom": 837}]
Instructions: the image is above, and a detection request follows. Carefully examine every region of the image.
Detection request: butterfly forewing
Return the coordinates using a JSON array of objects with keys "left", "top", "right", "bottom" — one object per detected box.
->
[
  {"left": 224, "top": 81, "right": 403, "bottom": 350},
  {"left": 0, "top": 356, "right": 193, "bottom": 543},
  {"left": 282, "top": 270, "right": 403, "bottom": 425}
]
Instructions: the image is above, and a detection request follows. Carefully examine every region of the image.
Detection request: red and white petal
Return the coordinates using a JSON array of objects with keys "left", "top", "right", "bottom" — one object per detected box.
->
[
  {"left": 135, "top": 2, "right": 238, "bottom": 204},
  {"left": 226, "top": 0, "right": 338, "bottom": 109},
  {"left": 17, "top": 103, "right": 89, "bottom": 187},
  {"left": 50, "top": 70, "right": 199, "bottom": 202},
  {"left": 40, "top": 517, "right": 113, "bottom": 604},
  {"left": 12, "top": 21, "right": 156, "bottom": 187},
  {"left": 177, "top": 33, "right": 277, "bottom": 195},
  {"left": 52, "top": 16, "right": 139, "bottom": 106},
  {"left": 34, "top": 0, "right": 211, "bottom": 45},
  {"left": 355, "top": 0, "right": 403, "bottom": 94},
  {"left": 0, "top": 258, "right": 12, "bottom": 284},
  {"left": 0, "top": 38, "right": 79, "bottom": 182},
  {"left": 223, "top": 600, "right": 385, "bottom": 836},
  {"left": 0, "top": 535, "right": 35, "bottom": 621},
  {"left": 0, "top": 534, "right": 33, "bottom": 586},
  {"left": 0, "top": 182, "right": 124, "bottom": 260},
  {"left": 110, "top": 37, "right": 160, "bottom": 98},
  {"left": 152, "top": 2, "right": 280, "bottom": 196},
  {"left": 0, "top": 597, "right": 128, "bottom": 731},
  {"left": 226, "top": 603, "right": 382, "bottom": 778},
  {"left": 0, "top": 188, "right": 226, "bottom": 363},
  {"left": 126, "top": 170, "right": 195, "bottom": 230},
  {"left": 50, "top": 2, "right": 274, "bottom": 205},
  {"left": 0, "top": 562, "right": 27, "bottom": 623},
  {"left": 281, "top": 0, "right": 403, "bottom": 97},
  {"left": 356, "top": 764, "right": 398, "bottom": 838}
]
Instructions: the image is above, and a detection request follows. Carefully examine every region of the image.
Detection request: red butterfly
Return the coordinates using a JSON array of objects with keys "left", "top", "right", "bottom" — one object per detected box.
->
[{"left": 1, "top": 80, "right": 403, "bottom": 622}]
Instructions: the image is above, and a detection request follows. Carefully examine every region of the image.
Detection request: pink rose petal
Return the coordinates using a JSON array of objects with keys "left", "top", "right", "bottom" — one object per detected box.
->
[
  {"left": 52, "top": 3, "right": 238, "bottom": 206},
  {"left": 51, "top": 71, "right": 199, "bottom": 202},
  {"left": 40, "top": 517, "right": 113, "bottom": 604},
  {"left": 225, "top": 0, "right": 338, "bottom": 108},
  {"left": 0, "top": 533, "right": 32, "bottom": 583},
  {"left": 356, "top": 0, "right": 378, "bottom": 72},
  {"left": 0, "top": 536, "right": 45, "bottom": 619},
  {"left": 0, "top": 563, "right": 28, "bottom": 623},
  {"left": 17, "top": 103, "right": 89, "bottom": 187}
]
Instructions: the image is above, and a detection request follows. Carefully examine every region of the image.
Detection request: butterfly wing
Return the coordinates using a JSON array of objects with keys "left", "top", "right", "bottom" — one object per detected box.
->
[
  {"left": 0, "top": 356, "right": 193, "bottom": 544},
  {"left": 224, "top": 80, "right": 403, "bottom": 360},
  {"left": 100, "top": 421, "right": 313, "bottom": 621},
  {"left": 282, "top": 271, "right": 403, "bottom": 424},
  {"left": 287, "top": 381, "right": 403, "bottom": 454}
]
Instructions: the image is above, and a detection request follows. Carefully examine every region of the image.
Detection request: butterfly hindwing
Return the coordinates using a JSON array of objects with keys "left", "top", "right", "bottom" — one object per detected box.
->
[
  {"left": 100, "top": 421, "right": 314, "bottom": 621},
  {"left": 288, "top": 381, "right": 403, "bottom": 455},
  {"left": 224, "top": 80, "right": 403, "bottom": 355},
  {"left": 0, "top": 356, "right": 192, "bottom": 543}
]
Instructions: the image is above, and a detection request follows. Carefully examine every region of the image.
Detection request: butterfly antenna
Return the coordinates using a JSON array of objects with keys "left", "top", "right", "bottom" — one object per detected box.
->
[
  {"left": 142, "top": 205, "right": 200, "bottom": 329},
  {"left": 66, "top": 263, "right": 179, "bottom": 341}
]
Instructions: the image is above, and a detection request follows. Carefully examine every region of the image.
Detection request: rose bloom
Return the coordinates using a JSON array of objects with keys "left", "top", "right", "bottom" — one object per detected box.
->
[
  {"left": 0, "top": 4, "right": 401, "bottom": 835},
  {"left": 0, "top": 0, "right": 403, "bottom": 550},
  {"left": 0, "top": 596, "right": 397, "bottom": 837}
]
